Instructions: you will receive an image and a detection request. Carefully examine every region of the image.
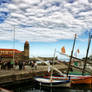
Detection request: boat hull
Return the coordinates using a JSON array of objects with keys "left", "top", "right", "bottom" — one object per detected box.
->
[
  {"left": 71, "top": 77, "right": 92, "bottom": 84},
  {"left": 40, "top": 82, "right": 71, "bottom": 87},
  {"left": 44, "top": 75, "right": 92, "bottom": 84},
  {"left": 34, "top": 77, "right": 71, "bottom": 87}
]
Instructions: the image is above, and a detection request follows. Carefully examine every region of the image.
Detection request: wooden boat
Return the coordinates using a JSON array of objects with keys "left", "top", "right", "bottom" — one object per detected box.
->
[
  {"left": 57, "top": 34, "right": 92, "bottom": 85},
  {"left": 44, "top": 75, "right": 92, "bottom": 84},
  {"left": 34, "top": 76, "right": 71, "bottom": 87},
  {"left": 71, "top": 76, "right": 92, "bottom": 84}
]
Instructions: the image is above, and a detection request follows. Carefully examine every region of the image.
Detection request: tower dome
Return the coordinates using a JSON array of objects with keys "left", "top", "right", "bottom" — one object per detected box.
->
[{"left": 25, "top": 41, "right": 29, "bottom": 45}]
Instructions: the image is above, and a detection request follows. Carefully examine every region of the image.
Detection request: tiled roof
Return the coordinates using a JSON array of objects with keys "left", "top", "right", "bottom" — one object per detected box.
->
[{"left": 0, "top": 48, "right": 22, "bottom": 53}]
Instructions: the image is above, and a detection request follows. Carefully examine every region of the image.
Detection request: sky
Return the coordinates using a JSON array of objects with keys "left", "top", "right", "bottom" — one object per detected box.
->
[{"left": 0, "top": 0, "right": 92, "bottom": 60}]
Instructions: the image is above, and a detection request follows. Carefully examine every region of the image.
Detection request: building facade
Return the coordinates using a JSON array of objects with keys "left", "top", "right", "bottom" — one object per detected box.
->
[{"left": 0, "top": 41, "right": 30, "bottom": 61}]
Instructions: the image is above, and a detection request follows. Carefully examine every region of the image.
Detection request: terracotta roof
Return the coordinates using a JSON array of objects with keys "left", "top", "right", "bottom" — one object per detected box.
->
[{"left": 0, "top": 48, "right": 22, "bottom": 53}]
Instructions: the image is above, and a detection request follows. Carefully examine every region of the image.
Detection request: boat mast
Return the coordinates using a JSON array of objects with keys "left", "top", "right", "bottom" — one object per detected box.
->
[
  {"left": 50, "top": 48, "right": 56, "bottom": 82},
  {"left": 82, "top": 34, "right": 91, "bottom": 75},
  {"left": 13, "top": 26, "right": 15, "bottom": 63},
  {"left": 67, "top": 34, "right": 77, "bottom": 76}
]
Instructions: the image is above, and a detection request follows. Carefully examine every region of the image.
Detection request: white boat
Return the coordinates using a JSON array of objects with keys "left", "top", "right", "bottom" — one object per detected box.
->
[
  {"left": 44, "top": 75, "right": 92, "bottom": 84},
  {"left": 34, "top": 49, "right": 71, "bottom": 87},
  {"left": 34, "top": 77, "right": 71, "bottom": 87}
]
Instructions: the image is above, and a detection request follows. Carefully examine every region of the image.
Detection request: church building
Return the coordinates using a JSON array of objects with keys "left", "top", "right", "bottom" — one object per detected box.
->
[{"left": 0, "top": 41, "right": 30, "bottom": 61}]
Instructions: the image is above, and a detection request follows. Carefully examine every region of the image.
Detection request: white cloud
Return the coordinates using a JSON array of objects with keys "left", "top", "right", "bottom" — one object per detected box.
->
[
  {"left": 0, "top": 0, "right": 92, "bottom": 42},
  {"left": 8, "top": 4, "right": 18, "bottom": 10}
]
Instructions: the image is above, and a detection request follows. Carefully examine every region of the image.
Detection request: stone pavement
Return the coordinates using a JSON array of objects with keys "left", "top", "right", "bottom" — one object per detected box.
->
[{"left": 0, "top": 63, "right": 67, "bottom": 77}]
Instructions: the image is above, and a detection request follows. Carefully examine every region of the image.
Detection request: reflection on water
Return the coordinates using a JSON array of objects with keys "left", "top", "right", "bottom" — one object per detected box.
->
[
  {"left": 3, "top": 82, "right": 92, "bottom": 92},
  {"left": 14, "top": 86, "right": 92, "bottom": 92}
]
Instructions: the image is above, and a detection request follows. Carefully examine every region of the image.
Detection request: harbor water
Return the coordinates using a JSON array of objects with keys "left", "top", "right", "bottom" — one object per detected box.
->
[{"left": 3, "top": 81, "right": 92, "bottom": 92}]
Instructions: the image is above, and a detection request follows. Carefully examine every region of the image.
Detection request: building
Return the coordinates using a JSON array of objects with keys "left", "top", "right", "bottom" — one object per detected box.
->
[
  {"left": 24, "top": 40, "right": 29, "bottom": 59},
  {"left": 0, "top": 41, "right": 30, "bottom": 61}
]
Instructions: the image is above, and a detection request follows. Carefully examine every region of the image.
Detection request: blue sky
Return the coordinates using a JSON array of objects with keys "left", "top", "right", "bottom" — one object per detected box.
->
[{"left": 0, "top": 0, "right": 92, "bottom": 59}]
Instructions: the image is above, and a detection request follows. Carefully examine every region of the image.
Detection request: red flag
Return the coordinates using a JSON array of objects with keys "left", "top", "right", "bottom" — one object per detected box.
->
[
  {"left": 77, "top": 49, "right": 80, "bottom": 54},
  {"left": 61, "top": 46, "right": 66, "bottom": 53}
]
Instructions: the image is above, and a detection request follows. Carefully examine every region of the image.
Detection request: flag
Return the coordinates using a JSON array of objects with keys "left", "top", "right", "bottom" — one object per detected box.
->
[
  {"left": 77, "top": 49, "right": 80, "bottom": 54},
  {"left": 74, "top": 49, "right": 80, "bottom": 57},
  {"left": 74, "top": 51, "right": 77, "bottom": 57},
  {"left": 61, "top": 46, "right": 66, "bottom": 53}
]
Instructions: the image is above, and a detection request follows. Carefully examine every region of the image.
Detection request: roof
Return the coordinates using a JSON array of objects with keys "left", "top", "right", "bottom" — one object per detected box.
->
[{"left": 0, "top": 48, "right": 22, "bottom": 53}]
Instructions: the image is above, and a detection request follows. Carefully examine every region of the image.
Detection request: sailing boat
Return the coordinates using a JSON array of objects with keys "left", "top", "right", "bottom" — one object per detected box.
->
[
  {"left": 34, "top": 49, "right": 71, "bottom": 87},
  {"left": 34, "top": 76, "right": 71, "bottom": 87},
  {"left": 52, "top": 34, "right": 92, "bottom": 84},
  {"left": 71, "top": 34, "right": 92, "bottom": 84}
]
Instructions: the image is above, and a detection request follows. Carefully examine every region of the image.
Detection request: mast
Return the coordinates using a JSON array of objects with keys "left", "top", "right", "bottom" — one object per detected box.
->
[
  {"left": 13, "top": 26, "right": 15, "bottom": 63},
  {"left": 82, "top": 34, "right": 91, "bottom": 75},
  {"left": 67, "top": 34, "right": 77, "bottom": 76},
  {"left": 50, "top": 48, "right": 56, "bottom": 82}
]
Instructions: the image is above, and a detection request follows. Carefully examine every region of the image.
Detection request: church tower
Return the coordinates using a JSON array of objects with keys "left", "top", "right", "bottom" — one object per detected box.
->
[{"left": 24, "top": 41, "right": 29, "bottom": 59}]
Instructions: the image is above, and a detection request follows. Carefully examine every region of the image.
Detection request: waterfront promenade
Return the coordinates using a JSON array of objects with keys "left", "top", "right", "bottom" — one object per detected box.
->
[
  {"left": 0, "top": 63, "right": 67, "bottom": 85},
  {"left": 0, "top": 64, "right": 66, "bottom": 76}
]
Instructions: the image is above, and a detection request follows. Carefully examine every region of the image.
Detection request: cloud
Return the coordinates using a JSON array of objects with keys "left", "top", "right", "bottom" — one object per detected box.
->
[{"left": 0, "top": 0, "right": 92, "bottom": 42}]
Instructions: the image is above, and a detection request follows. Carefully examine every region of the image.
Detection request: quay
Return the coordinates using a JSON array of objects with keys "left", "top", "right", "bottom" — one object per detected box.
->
[{"left": 0, "top": 63, "right": 67, "bottom": 86}]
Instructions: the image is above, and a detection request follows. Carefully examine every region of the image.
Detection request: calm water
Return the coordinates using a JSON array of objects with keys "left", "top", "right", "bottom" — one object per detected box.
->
[{"left": 4, "top": 82, "right": 92, "bottom": 92}]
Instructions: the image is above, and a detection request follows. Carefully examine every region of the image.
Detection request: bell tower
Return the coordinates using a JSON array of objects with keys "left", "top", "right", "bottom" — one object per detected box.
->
[{"left": 24, "top": 41, "right": 29, "bottom": 59}]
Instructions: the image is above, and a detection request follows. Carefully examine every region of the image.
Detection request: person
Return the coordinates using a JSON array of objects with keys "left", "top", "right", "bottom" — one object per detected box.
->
[
  {"left": 29, "top": 61, "right": 32, "bottom": 67},
  {"left": 49, "top": 60, "right": 52, "bottom": 65},
  {"left": 15, "top": 60, "right": 18, "bottom": 66},
  {"left": 34, "top": 62, "right": 37, "bottom": 69},
  {"left": 18, "top": 61, "right": 23, "bottom": 70},
  {"left": 7, "top": 61, "right": 11, "bottom": 70},
  {"left": 70, "top": 67, "right": 73, "bottom": 72},
  {"left": 3, "top": 61, "right": 7, "bottom": 70},
  {"left": 1, "top": 61, "right": 4, "bottom": 70},
  {"left": 31, "top": 61, "right": 34, "bottom": 69},
  {"left": 10, "top": 60, "right": 14, "bottom": 69},
  {"left": 23, "top": 62, "right": 25, "bottom": 70}
]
